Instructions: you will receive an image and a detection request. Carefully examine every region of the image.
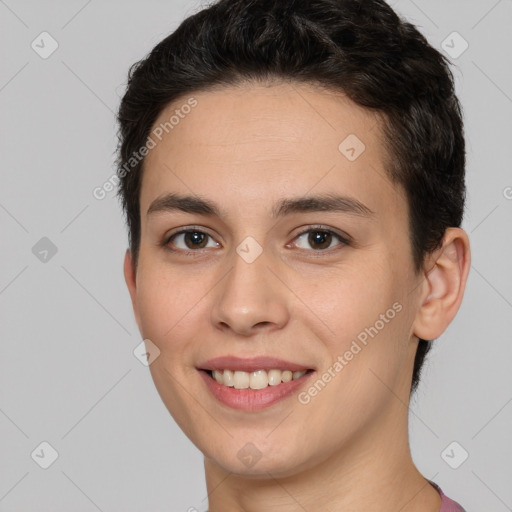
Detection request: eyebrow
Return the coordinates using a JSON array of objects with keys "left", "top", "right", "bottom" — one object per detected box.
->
[{"left": 146, "top": 192, "right": 375, "bottom": 219}]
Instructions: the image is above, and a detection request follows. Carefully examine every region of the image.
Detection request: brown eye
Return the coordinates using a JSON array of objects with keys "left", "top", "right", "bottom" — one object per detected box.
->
[
  {"left": 183, "top": 231, "right": 208, "bottom": 249},
  {"left": 307, "top": 230, "right": 333, "bottom": 250},
  {"left": 293, "top": 228, "right": 348, "bottom": 252},
  {"left": 167, "top": 230, "right": 218, "bottom": 251}
]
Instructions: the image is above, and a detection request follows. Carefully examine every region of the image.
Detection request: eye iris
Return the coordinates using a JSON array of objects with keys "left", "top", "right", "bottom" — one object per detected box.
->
[
  {"left": 185, "top": 231, "right": 208, "bottom": 249},
  {"left": 309, "top": 231, "right": 331, "bottom": 250}
]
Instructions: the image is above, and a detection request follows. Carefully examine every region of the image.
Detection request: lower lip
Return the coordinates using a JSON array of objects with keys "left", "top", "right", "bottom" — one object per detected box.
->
[{"left": 198, "top": 370, "right": 314, "bottom": 411}]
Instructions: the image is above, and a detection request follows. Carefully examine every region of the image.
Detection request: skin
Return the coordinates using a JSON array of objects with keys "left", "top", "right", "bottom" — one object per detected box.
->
[{"left": 123, "top": 81, "right": 471, "bottom": 511}]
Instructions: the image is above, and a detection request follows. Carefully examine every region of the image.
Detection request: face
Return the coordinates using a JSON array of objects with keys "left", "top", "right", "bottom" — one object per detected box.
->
[{"left": 124, "top": 82, "right": 424, "bottom": 477}]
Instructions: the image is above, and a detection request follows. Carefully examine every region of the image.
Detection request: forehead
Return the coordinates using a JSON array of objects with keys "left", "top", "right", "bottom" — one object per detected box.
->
[{"left": 140, "top": 81, "right": 406, "bottom": 223}]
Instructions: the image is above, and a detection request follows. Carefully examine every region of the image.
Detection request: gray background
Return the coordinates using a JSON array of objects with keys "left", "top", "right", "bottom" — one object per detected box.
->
[{"left": 1, "top": 0, "right": 511, "bottom": 511}]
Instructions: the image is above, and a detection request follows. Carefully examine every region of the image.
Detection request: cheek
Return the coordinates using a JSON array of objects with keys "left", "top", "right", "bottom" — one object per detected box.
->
[
  {"left": 135, "top": 266, "right": 187, "bottom": 341},
  {"left": 303, "top": 263, "right": 407, "bottom": 389},
  {"left": 299, "top": 262, "right": 399, "bottom": 344},
  {"left": 134, "top": 259, "right": 214, "bottom": 358}
]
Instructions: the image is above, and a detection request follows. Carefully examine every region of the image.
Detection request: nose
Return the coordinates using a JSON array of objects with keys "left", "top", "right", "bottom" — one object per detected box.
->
[{"left": 210, "top": 244, "right": 290, "bottom": 337}]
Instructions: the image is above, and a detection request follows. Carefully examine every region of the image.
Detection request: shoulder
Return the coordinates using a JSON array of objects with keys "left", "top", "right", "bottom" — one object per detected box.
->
[{"left": 429, "top": 480, "right": 467, "bottom": 512}]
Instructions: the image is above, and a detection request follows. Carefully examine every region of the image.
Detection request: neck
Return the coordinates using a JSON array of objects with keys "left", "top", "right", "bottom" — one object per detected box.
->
[{"left": 203, "top": 395, "right": 441, "bottom": 512}]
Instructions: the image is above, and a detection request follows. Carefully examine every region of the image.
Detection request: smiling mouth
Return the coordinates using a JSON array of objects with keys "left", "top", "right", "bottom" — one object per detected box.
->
[{"left": 203, "top": 368, "right": 315, "bottom": 390}]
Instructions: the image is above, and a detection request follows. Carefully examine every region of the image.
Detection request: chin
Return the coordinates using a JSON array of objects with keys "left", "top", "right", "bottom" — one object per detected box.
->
[{"left": 200, "top": 434, "right": 317, "bottom": 479}]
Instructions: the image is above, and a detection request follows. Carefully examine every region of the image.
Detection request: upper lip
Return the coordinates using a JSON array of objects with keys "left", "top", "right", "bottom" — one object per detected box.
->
[{"left": 197, "top": 356, "right": 314, "bottom": 373}]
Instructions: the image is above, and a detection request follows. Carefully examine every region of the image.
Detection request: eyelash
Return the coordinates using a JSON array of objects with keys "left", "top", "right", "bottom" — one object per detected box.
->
[{"left": 162, "top": 225, "right": 350, "bottom": 256}]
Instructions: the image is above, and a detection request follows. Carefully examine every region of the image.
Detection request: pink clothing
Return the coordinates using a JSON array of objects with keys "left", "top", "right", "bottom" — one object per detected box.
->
[{"left": 429, "top": 481, "right": 467, "bottom": 511}]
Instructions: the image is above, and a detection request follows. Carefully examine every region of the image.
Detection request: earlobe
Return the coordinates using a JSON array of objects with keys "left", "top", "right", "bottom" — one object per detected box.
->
[
  {"left": 123, "top": 249, "right": 141, "bottom": 330},
  {"left": 413, "top": 228, "right": 471, "bottom": 341}
]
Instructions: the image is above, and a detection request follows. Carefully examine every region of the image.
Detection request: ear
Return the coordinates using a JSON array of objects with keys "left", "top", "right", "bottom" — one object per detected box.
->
[
  {"left": 123, "top": 249, "right": 141, "bottom": 331},
  {"left": 412, "top": 227, "right": 471, "bottom": 341}
]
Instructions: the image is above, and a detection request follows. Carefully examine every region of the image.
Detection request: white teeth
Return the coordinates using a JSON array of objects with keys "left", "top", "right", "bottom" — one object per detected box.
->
[
  {"left": 210, "top": 369, "right": 309, "bottom": 389},
  {"left": 267, "top": 369, "right": 281, "bottom": 386},
  {"left": 233, "top": 370, "right": 250, "bottom": 389},
  {"left": 249, "top": 370, "right": 268, "bottom": 390},
  {"left": 282, "top": 370, "right": 293, "bottom": 382},
  {"left": 223, "top": 369, "right": 234, "bottom": 387}
]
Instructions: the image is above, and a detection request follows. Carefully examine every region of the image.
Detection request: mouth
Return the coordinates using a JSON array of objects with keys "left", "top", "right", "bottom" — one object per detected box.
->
[{"left": 196, "top": 356, "right": 316, "bottom": 411}]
